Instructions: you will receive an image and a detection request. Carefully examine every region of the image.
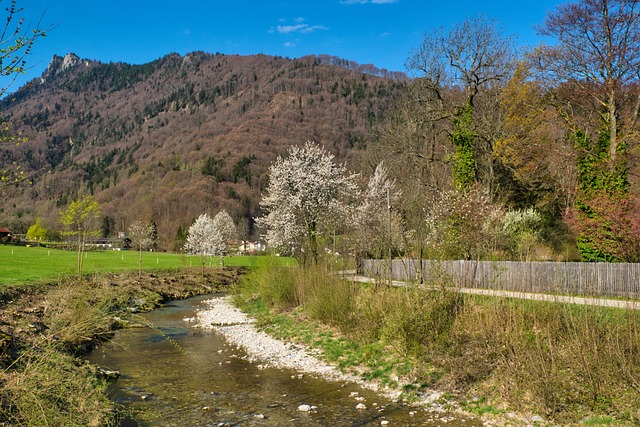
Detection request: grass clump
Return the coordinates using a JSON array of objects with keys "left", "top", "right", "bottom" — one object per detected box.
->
[{"left": 1, "top": 347, "right": 113, "bottom": 427}]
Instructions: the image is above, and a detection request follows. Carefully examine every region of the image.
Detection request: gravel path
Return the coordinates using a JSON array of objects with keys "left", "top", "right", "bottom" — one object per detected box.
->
[{"left": 189, "top": 295, "right": 403, "bottom": 400}]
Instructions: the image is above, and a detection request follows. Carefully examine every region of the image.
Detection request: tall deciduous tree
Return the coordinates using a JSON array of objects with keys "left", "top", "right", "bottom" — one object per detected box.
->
[
  {"left": 495, "top": 63, "right": 579, "bottom": 214},
  {"left": 406, "top": 15, "right": 517, "bottom": 192},
  {"left": 127, "top": 220, "right": 154, "bottom": 278},
  {"left": 60, "top": 195, "right": 100, "bottom": 278},
  {"left": 534, "top": 0, "right": 640, "bottom": 169},
  {"left": 257, "top": 141, "right": 358, "bottom": 265}
]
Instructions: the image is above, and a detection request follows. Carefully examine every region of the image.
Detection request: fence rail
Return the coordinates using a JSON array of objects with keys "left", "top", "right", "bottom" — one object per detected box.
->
[{"left": 360, "top": 259, "right": 640, "bottom": 299}]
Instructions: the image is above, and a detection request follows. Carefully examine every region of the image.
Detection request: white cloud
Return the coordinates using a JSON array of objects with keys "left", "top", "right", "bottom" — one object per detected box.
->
[
  {"left": 273, "top": 23, "right": 328, "bottom": 35},
  {"left": 284, "top": 41, "right": 297, "bottom": 48}
]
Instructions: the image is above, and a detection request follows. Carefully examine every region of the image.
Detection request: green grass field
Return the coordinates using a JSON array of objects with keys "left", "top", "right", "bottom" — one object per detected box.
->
[{"left": 0, "top": 245, "right": 296, "bottom": 286}]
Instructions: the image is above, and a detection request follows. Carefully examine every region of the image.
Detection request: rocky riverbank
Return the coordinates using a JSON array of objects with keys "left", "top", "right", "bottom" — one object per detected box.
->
[{"left": 191, "top": 296, "right": 450, "bottom": 410}]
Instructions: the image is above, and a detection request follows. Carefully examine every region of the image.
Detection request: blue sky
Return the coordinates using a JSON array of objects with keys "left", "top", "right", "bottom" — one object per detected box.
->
[{"left": 9, "top": 0, "right": 561, "bottom": 92}]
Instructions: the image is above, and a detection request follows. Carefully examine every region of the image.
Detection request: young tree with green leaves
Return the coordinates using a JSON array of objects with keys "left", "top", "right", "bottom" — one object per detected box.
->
[
  {"left": 26, "top": 217, "right": 47, "bottom": 241},
  {"left": 0, "top": 1, "right": 48, "bottom": 191},
  {"left": 60, "top": 195, "right": 100, "bottom": 278}
]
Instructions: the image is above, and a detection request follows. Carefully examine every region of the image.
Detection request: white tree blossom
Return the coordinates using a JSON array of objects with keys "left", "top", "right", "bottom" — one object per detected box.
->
[
  {"left": 353, "top": 162, "right": 404, "bottom": 259},
  {"left": 212, "top": 210, "right": 236, "bottom": 245},
  {"left": 257, "top": 141, "right": 358, "bottom": 264},
  {"left": 212, "top": 209, "right": 236, "bottom": 267},
  {"left": 184, "top": 213, "right": 224, "bottom": 275}
]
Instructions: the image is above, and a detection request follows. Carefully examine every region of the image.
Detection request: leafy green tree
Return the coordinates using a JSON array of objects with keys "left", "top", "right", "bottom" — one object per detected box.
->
[
  {"left": 26, "top": 217, "right": 47, "bottom": 241},
  {"left": 60, "top": 195, "right": 100, "bottom": 278}
]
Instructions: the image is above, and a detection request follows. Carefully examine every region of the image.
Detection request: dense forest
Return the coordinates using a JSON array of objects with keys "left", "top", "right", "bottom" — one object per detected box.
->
[{"left": 2, "top": 1, "right": 640, "bottom": 263}]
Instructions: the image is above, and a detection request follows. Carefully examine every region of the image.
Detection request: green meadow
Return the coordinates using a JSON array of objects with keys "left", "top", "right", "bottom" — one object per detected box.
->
[{"left": 0, "top": 245, "right": 295, "bottom": 286}]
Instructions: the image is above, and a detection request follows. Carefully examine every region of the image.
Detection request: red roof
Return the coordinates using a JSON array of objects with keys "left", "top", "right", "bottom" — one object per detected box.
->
[{"left": 0, "top": 228, "right": 10, "bottom": 233}]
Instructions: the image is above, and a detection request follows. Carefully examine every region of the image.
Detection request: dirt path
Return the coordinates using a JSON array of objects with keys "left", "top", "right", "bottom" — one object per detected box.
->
[{"left": 347, "top": 274, "right": 640, "bottom": 310}]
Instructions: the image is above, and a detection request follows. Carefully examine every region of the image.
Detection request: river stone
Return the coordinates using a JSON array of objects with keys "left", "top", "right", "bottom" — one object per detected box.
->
[
  {"left": 356, "top": 403, "right": 367, "bottom": 410},
  {"left": 298, "top": 404, "right": 312, "bottom": 412}
]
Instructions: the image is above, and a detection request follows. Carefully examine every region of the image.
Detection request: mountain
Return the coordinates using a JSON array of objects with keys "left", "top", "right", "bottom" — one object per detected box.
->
[{"left": 0, "top": 52, "right": 406, "bottom": 249}]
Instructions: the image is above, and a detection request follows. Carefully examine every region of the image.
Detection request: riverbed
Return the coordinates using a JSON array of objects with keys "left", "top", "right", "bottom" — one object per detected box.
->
[{"left": 87, "top": 294, "right": 480, "bottom": 426}]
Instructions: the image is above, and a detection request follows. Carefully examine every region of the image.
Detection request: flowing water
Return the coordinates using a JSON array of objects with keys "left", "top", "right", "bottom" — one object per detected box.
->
[{"left": 87, "top": 294, "right": 480, "bottom": 426}]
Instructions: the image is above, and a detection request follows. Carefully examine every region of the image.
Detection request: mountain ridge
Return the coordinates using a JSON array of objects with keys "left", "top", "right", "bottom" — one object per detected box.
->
[{"left": 0, "top": 51, "right": 406, "bottom": 249}]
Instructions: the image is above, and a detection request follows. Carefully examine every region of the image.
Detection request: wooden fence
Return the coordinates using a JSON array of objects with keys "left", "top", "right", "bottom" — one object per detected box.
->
[{"left": 360, "top": 259, "right": 640, "bottom": 299}]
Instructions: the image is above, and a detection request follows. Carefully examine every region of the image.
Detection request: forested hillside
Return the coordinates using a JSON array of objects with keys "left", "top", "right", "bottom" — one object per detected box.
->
[
  {"left": 3, "top": 2, "right": 640, "bottom": 263},
  {"left": 0, "top": 52, "right": 405, "bottom": 249}
]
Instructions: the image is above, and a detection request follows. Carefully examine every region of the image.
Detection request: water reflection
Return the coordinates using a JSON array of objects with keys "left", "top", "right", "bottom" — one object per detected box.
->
[{"left": 87, "top": 295, "right": 479, "bottom": 426}]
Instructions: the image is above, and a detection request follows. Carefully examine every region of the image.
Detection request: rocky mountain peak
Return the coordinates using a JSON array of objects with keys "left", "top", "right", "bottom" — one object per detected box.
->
[{"left": 42, "top": 53, "right": 86, "bottom": 80}]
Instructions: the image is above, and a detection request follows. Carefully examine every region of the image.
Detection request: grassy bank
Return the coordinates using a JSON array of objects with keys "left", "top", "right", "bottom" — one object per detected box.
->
[
  {"left": 0, "top": 245, "right": 295, "bottom": 286},
  {"left": 0, "top": 269, "right": 239, "bottom": 426},
  {"left": 233, "top": 263, "right": 640, "bottom": 425}
]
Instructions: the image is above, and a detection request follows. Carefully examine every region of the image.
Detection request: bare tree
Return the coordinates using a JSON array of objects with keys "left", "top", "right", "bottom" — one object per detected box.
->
[
  {"left": 406, "top": 15, "right": 517, "bottom": 191},
  {"left": 127, "top": 220, "right": 154, "bottom": 278},
  {"left": 533, "top": 0, "right": 640, "bottom": 168}
]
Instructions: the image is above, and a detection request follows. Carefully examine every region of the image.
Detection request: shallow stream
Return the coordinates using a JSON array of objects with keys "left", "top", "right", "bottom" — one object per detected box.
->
[{"left": 87, "top": 294, "right": 480, "bottom": 426}]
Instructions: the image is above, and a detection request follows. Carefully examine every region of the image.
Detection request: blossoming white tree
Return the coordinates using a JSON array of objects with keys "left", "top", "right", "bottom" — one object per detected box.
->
[
  {"left": 352, "top": 162, "right": 404, "bottom": 260},
  {"left": 184, "top": 213, "right": 224, "bottom": 276},
  {"left": 212, "top": 209, "right": 236, "bottom": 268},
  {"left": 257, "top": 141, "right": 358, "bottom": 265}
]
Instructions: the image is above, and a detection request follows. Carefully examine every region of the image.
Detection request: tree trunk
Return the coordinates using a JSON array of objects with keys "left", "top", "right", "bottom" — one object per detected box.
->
[
  {"left": 608, "top": 89, "right": 618, "bottom": 167},
  {"left": 138, "top": 246, "right": 143, "bottom": 278},
  {"left": 308, "top": 221, "right": 318, "bottom": 266},
  {"left": 77, "top": 232, "right": 83, "bottom": 279}
]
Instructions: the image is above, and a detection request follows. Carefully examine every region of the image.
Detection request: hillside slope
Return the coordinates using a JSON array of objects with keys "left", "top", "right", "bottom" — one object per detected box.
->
[{"left": 0, "top": 52, "right": 405, "bottom": 249}]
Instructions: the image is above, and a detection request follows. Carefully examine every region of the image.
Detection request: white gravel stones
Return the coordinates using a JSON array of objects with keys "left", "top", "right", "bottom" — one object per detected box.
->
[{"left": 192, "top": 296, "right": 354, "bottom": 383}]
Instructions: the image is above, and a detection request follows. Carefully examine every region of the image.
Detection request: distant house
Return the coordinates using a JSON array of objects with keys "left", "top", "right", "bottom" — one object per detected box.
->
[
  {"left": 0, "top": 228, "right": 12, "bottom": 244},
  {"left": 235, "top": 240, "right": 266, "bottom": 255}
]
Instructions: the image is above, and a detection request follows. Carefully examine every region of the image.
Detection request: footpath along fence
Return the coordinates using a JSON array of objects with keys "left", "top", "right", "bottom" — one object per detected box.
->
[{"left": 360, "top": 259, "right": 640, "bottom": 299}]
